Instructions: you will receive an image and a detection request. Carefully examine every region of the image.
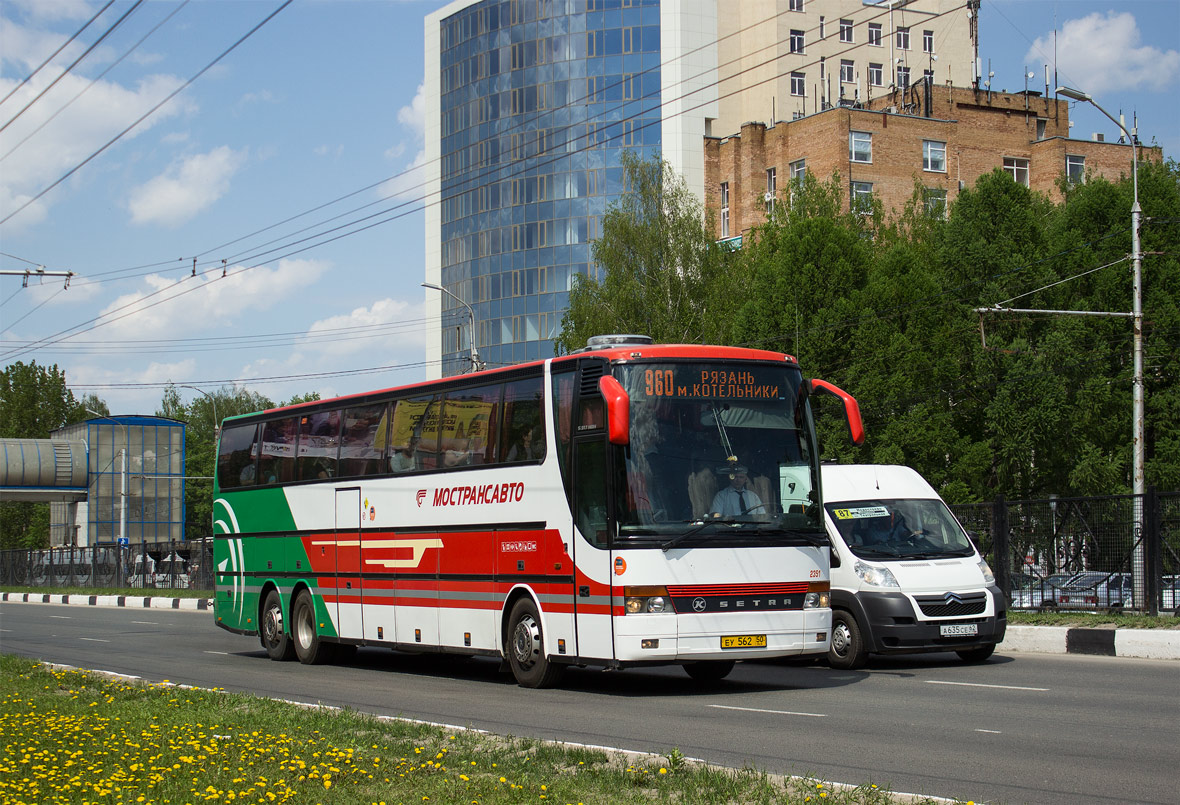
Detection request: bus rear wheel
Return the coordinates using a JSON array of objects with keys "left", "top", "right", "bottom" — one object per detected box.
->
[
  {"left": 260, "top": 589, "right": 294, "bottom": 661},
  {"left": 506, "top": 598, "right": 564, "bottom": 688},
  {"left": 292, "top": 591, "right": 333, "bottom": 665}
]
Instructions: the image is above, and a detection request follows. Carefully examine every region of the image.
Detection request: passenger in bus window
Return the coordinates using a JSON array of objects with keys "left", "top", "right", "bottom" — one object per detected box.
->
[
  {"left": 390, "top": 436, "right": 419, "bottom": 473},
  {"left": 506, "top": 425, "right": 544, "bottom": 462},
  {"left": 444, "top": 437, "right": 474, "bottom": 467}
]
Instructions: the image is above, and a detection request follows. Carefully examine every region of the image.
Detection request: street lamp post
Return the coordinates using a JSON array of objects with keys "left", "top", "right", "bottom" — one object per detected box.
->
[
  {"left": 179, "top": 385, "right": 220, "bottom": 441},
  {"left": 422, "top": 282, "right": 483, "bottom": 373},
  {"left": 1056, "top": 85, "right": 1145, "bottom": 606}
]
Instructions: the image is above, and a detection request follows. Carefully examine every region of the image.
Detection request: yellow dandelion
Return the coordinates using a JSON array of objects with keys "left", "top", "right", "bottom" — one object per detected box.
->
[{"left": 659, "top": 768, "right": 668, "bottom": 774}]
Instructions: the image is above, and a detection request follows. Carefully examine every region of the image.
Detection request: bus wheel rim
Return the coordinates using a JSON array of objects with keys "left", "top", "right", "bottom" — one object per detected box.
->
[
  {"left": 264, "top": 605, "right": 282, "bottom": 644},
  {"left": 512, "top": 613, "right": 540, "bottom": 668}
]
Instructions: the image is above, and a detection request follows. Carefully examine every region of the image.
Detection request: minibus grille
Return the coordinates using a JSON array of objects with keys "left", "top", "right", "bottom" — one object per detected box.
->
[{"left": 914, "top": 591, "right": 987, "bottom": 617}]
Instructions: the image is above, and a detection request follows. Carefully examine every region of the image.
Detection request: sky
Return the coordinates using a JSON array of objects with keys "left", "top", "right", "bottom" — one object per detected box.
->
[{"left": 1, "top": 0, "right": 1177, "bottom": 419}]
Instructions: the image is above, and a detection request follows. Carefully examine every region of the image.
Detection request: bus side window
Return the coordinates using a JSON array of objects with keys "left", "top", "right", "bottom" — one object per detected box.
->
[
  {"left": 551, "top": 369, "right": 576, "bottom": 498},
  {"left": 442, "top": 384, "right": 500, "bottom": 467},
  {"left": 297, "top": 410, "right": 340, "bottom": 480},
  {"left": 217, "top": 423, "right": 259, "bottom": 488},
  {"left": 501, "top": 376, "right": 545, "bottom": 463},
  {"left": 340, "top": 404, "right": 387, "bottom": 477},
  {"left": 396, "top": 395, "right": 440, "bottom": 471},
  {"left": 257, "top": 418, "right": 297, "bottom": 485}
]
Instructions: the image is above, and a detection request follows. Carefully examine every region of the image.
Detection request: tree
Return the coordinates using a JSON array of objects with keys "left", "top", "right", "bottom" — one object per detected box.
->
[
  {"left": 0, "top": 362, "right": 98, "bottom": 548},
  {"left": 159, "top": 385, "right": 278, "bottom": 536},
  {"left": 556, "top": 152, "right": 735, "bottom": 352}
]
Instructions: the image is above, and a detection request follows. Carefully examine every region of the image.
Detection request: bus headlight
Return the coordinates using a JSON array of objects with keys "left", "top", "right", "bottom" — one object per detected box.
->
[
  {"left": 854, "top": 560, "right": 900, "bottom": 588},
  {"left": 624, "top": 586, "right": 671, "bottom": 614},
  {"left": 803, "top": 591, "right": 830, "bottom": 609}
]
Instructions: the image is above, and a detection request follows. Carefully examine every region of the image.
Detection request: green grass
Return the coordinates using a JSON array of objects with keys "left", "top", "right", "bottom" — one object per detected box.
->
[
  {"left": 1007, "top": 610, "right": 1179, "bottom": 628},
  {"left": 0, "top": 655, "right": 961, "bottom": 805}
]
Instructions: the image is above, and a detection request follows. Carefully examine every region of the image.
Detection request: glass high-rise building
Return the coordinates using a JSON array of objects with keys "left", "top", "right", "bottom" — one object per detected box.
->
[{"left": 424, "top": 0, "right": 717, "bottom": 376}]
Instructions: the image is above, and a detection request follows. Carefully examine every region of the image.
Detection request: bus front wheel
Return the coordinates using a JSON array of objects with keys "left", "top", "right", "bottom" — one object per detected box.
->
[
  {"left": 506, "top": 598, "right": 564, "bottom": 688},
  {"left": 260, "top": 589, "right": 294, "bottom": 661},
  {"left": 292, "top": 591, "right": 332, "bottom": 665}
]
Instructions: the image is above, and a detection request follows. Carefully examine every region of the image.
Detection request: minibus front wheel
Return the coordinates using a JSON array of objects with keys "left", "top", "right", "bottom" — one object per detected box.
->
[{"left": 828, "top": 610, "right": 868, "bottom": 670}]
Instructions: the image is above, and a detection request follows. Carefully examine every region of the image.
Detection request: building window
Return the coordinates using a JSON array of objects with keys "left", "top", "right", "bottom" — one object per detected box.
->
[
  {"left": 924, "top": 68, "right": 935, "bottom": 82},
  {"left": 850, "top": 130, "right": 872, "bottom": 163},
  {"left": 840, "top": 19, "right": 853, "bottom": 43},
  {"left": 819, "top": 16, "right": 825, "bottom": 39},
  {"left": 1036, "top": 119, "right": 1047, "bottom": 140},
  {"left": 790, "top": 29, "right": 805, "bottom": 54},
  {"left": 923, "top": 29, "right": 934, "bottom": 53},
  {"left": 1004, "top": 157, "right": 1030, "bottom": 187},
  {"left": 868, "top": 23, "right": 882, "bottom": 46},
  {"left": 720, "top": 182, "right": 730, "bottom": 237},
  {"left": 924, "top": 187, "right": 947, "bottom": 216},
  {"left": 1066, "top": 154, "right": 1085, "bottom": 184},
  {"left": 790, "top": 159, "right": 806, "bottom": 182},
  {"left": 896, "top": 26, "right": 909, "bottom": 50},
  {"left": 789, "top": 0, "right": 804, "bottom": 10},
  {"left": 765, "top": 167, "right": 777, "bottom": 214},
  {"left": 790, "top": 71, "right": 805, "bottom": 96},
  {"left": 897, "top": 65, "right": 910, "bottom": 89},
  {"left": 851, "top": 181, "right": 873, "bottom": 214},
  {"left": 923, "top": 140, "right": 947, "bottom": 172},
  {"left": 868, "top": 62, "right": 883, "bottom": 86},
  {"left": 840, "top": 59, "right": 854, "bottom": 84}
]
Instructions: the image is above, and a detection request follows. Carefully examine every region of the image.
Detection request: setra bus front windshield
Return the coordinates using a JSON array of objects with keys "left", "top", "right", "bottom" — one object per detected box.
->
[{"left": 614, "top": 362, "right": 822, "bottom": 544}]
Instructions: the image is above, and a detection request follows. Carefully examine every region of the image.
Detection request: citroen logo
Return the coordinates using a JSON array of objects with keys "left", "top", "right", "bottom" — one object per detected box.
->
[
  {"left": 944, "top": 592, "right": 964, "bottom": 605},
  {"left": 692, "top": 597, "right": 707, "bottom": 612}
]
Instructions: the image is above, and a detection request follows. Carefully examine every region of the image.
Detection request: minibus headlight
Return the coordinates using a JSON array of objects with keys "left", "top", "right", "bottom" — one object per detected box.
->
[
  {"left": 977, "top": 558, "right": 995, "bottom": 585},
  {"left": 624, "top": 586, "right": 672, "bottom": 614},
  {"left": 854, "top": 560, "right": 899, "bottom": 588}
]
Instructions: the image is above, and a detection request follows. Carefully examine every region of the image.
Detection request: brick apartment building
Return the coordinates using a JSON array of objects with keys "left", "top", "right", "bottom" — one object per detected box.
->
[{"left": 706, "top": 81, "right": 1162, "bottom": 242}]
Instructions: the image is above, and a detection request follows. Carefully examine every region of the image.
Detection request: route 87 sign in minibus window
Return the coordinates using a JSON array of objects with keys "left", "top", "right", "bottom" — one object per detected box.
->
[{"left": 613, "top": 362, "right": 822, "bottom": 544}]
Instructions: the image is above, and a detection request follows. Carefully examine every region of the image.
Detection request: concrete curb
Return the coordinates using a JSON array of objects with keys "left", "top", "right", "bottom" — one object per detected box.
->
[
  {"left": 1, "top": 591, "right": 212, "bottom": 611},
  {"left": 1002, "top": 624, "right": 1180, "bottom": 660}
]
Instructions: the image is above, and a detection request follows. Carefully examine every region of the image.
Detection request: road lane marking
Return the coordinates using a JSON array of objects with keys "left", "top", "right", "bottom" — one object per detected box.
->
[
  {"left": 975, "top": 729, "right": 1003, "bottom": 734},
  {"left": 50, "top": 615, "right": 71, "bottom": 619},
  {"left": 928, "top": 680, "right": 1049, "bottom": 692},
  {"left": 79, "top": 637, "right": 111, "bottom": 643},
  {"left": 204, "top": 651, "right": 229, "bottom": 655},
  {"left": 709, "top": 704, "right": 826, "bottom": 718},
  {"left": 131, "top": 621, "right": 158, "bottom": 625}
]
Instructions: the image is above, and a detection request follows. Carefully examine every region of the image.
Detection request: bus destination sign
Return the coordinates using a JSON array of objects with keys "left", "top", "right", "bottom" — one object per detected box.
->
[{"left": 640, "top": 368, "right": 783, "bottom": 400}]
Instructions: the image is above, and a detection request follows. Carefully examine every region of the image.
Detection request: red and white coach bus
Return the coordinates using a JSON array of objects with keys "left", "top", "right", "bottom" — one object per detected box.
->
[{"left": 213, "top": 335, "right": 864, "bottom": 687}]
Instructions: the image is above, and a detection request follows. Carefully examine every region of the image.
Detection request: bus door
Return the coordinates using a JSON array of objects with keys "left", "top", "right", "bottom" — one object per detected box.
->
[
  {"left": 334, "top": 487, "right": 363, "bottom": 640},
  {"left": 569, "top": 360, "right": 617, "bottom": 660}
]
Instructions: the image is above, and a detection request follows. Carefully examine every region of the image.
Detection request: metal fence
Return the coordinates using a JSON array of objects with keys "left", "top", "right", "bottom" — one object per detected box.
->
[
  {"left": 951, "top": 488, "right": 1180, "bottom": 615},
  {"left": 3, "top": 490, "right": 1179, "bottom": 613},
  {"left": 0, "top": 537, "right": 214, "bottom": 592}
]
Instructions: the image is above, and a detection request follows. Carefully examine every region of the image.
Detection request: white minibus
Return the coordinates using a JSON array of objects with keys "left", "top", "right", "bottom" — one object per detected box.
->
[{"left": 821, "top": 464, "right": 1006, "bottom": 669}]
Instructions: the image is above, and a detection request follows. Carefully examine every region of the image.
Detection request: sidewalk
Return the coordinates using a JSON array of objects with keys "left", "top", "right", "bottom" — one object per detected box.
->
[{"left": 4, "top": 591, "right": 1178, "bottom": 659}]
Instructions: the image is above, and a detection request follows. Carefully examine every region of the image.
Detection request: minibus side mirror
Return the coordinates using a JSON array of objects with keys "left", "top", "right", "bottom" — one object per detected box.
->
[{"left": 598, "top": 375, "right": 630, "bottom": 445}]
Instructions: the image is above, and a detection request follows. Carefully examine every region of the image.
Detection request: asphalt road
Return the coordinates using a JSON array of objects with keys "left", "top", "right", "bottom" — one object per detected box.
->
[{"left": 1, "top": 602, "right": 1177, "bottom": 804}]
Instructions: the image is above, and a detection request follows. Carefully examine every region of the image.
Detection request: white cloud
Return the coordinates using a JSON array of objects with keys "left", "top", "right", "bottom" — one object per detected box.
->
[
  {"left": 303, "top": 297, "right": 426, "bottom": 356},
  {"left": 127, "top": 146, "right": 246, "bottom": 227},
  {"left": 397, "top": 82, "right": 426, "bottom": 141},
  {"left": 5, "top": 0, "right": 92, "bottom": 23},
  {"left": 92, "top": 257, "right": 329, "bottom": 342},
  {"left": 0, "top": 57, "right": 194, "bottom": 226},
  {"left": 1028, "top": 12, "right": 1180, "bottom": 95}
]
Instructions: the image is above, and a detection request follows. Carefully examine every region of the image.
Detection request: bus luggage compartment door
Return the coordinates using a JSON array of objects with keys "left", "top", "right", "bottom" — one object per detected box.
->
[{"left": 334, "top": 488, "right": 363, "bottom": 641}]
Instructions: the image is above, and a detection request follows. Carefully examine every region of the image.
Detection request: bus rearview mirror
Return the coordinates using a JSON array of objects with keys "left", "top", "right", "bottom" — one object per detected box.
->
[{"left": 598, "top": 376, "right": 630, "bottom": 445}]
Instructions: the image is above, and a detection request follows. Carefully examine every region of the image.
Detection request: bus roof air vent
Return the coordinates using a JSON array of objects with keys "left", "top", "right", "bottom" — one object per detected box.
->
[{"left": 574, "top": 334, "right": 654, "bottom": 353}]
